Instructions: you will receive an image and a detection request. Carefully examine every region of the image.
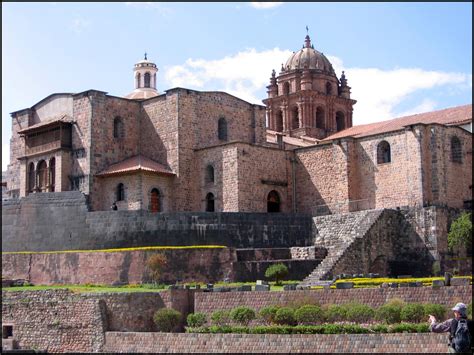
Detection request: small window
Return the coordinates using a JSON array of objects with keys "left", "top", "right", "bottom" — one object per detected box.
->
[
  {"left": 291, "top": 106, "right": 299, "bottom": 129},
  {"left": 144, "top": 72, "right": 151, "bottom": 88},
  {"left": 283, "top": 82, "right": 290, "bottom": 95},
  {"left": 116, "top": 183, "right": 125, "bottom": 201},
  {"left": 326, "top": 82, "right": 332, "bottom": 95},
  {"left": 150, "top": 188, "right": 160, "bottom": 212},
  {"left": 267, "top": 190, "right": 280, "bottom": 212},
  {"left": 336, "top": 111, "right": 345, "bottom": 132},
  {"left": 206, "top": 193, "right": 215, "bottom": 212},
  {"left": 377, "top": 141, "right": 391, "bottom": 164},
  {"left": 275, "top": 110, "right": 283, "bottom": 132},
  {"left": 37, "top": 160, "right": 47, "bottom": 192},
  {"left": 49, "top": 157, "right": 56, "bottom": 192},
  {"left": 136, "top": 72, "right": 141, "bottom": 88},
  {"left": 2, "top": 325, "right": 13, "bottom": 339},
  {"left": 218, "top": 117, "right": 227, "bottom": 141},
  {"left": 451, "top": 136, "right": 462, "bottom": 163},
  {"left": 113, "top": 117, "right": 124, "bottom": 139},
  {"left": 206, "top": 165, "right": 215, "bottom": 184}
]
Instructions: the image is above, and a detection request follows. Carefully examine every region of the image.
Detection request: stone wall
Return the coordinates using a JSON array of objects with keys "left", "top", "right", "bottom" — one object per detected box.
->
[
  {"left": 103, "top": 332, "right": 448, "bottom": 353},
  {"left": 2, "top": 248, "right": 234, "bottom": 285},
  {"left": 194, "top": 286, "right": 472, "bottom": 314},
  {"left": 1, "top": 191, "right": 312, "bottom": 252}
]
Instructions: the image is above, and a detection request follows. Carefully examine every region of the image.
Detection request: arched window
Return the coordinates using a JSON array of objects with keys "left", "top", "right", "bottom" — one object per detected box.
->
[
  {"left": 316, "top": 107, "right": 325, "bottom": 129},
  {"left": 218, "top": 117, "right": 228, "bottom": 141},
  {"left": 336, "top": 111, "right": 345, "bottom": 132},
  {"left": 377, "top": 141, "right": 391, "bottom": 164},
  {"left": 283, "top": 82, "right": 290, "bottom": 95},
  {"left": 451, "top": 136, "right": 462, "bottom": 163},
  {"left": 275, "top": 110, "right": 283, "bottom": 132},
  {"left": 206, "top": 165, "right": 215, "bottom": 184},
  {"left": 28, "top": 162, "right": 35, "bottom": 193},
  {"left": 116, "top": 183, "right": 125, "bottom": 201},
  {"left": 144, "top": 72, "right": 151, "bottom": 88},
  {"left": 37, "top": 160, "right": 47, "bottom": 192},
  {"left": 136, "top": 72, "right": 141, "bottom": 88},
  {"left": 326, "top": 82, "right": 332, "bottom": 95},
  {"left": 267, "top": 190, "right": 281, "bottom": 213},
  {"left": 113, "top": 117, "right": 124, "bottom": 139},
  {"left": 291, "top": 106, "right": 299, "bottom": 129},
  {"left": 206, "top": 193, "right": 215, "bottom": 212},
  {"left": 150, "top": 188, "right": 160, "bottom": 212},
  {"left": 49, "top": 157, "right": 56, "bottom": 192}
]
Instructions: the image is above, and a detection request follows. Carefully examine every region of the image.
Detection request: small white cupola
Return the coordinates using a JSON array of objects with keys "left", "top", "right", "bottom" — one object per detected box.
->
[{"left": 125, "top": 52, "right": 159, "bottom": 100}]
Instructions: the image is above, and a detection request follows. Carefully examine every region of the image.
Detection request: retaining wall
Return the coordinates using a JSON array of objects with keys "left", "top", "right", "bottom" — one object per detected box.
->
[
  {"left": 103, "top": 332, "right": 448, "bottom": 353},
  {"left": 195, "top": 286, "right": 472, "bottom": 314},
  {"left": 1, "top": 192, "right": 313, "bottom": 252}
]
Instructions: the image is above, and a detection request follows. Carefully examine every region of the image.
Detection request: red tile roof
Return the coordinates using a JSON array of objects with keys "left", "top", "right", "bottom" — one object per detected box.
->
[
  {"left": 324, "top": 104, "right": 472, "bottom": 141},
  {"left": 96, "top": 155, "right": 175, "bottom": 177}
]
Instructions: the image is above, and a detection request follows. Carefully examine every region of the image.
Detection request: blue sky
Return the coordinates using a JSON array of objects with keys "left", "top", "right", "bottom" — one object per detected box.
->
[{"left": 2, "top": 2, "right": 472, "bottom": 170}]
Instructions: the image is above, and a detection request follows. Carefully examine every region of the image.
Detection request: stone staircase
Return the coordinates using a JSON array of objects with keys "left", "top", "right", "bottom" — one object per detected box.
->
[{"left": 299, "top": 209, "right": 384, "bottom": 286}]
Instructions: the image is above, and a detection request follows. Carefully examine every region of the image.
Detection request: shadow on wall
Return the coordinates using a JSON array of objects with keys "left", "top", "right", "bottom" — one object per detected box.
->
[{"left": 355, "top": 141, "right": 376, "bottom": 211}]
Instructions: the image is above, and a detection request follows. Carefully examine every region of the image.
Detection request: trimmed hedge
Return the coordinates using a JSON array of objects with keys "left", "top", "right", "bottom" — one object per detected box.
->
[
  {"left": 259, "top": 305, "right": 281, "bottom": 325},
  {"left": 344, "top": 302, "right": 375, "bottom": 323},
  {"left": 375, "top": 298, "right": 406, "bottom": 324},
  {"left": 423, "top": 303, "right": 447, "bottom": 321},
  {"left": 187, "top": 312, "right": 207, "bottom": 328},
  {"left": 230, "top": 306, "right": 256, "bottom": 326},
  {"left": 186, "top": 323, "right": 431, "bottom": 334},
  {"left": 211, "top": 310, "right": 231, "bottom": 326},
  {"left": 400, "top": 303, "right": 425, "bottom": 323},
  {"left": 153, "top": 308, "right": 182, "bottom": 332},
  {"left": 274, "top": 307, "right": 297, "bottom": 326}
]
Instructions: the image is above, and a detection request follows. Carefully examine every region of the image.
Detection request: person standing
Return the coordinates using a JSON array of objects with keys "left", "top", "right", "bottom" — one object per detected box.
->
[{"left": 429, "top": 303, "right": 472, "bottom": 353}]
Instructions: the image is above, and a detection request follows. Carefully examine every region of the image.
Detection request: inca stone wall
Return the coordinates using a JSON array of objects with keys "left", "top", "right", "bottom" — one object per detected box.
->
[
  {"left": 194, "top": 286, "right": 472, "bottom": 314},
  {"left": 103, "top": 332, "right": 448, "bottom": 353},
  {"left": 1, "top": 191, "right": 313, "bottom": 252}
]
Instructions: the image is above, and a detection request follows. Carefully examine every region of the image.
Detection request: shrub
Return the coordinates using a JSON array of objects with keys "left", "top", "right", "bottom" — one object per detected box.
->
[
  {"left": 344, "top": 302, "right": 375, "bottom": 323},
  {"left": 401, "top": 303, "right": 425, "bottom": 323},
  {"left": 230, "top": 306, "right": 256, "bottom": 326},
  {"left": 370, "top": 324, "right": 389, "bottom": 333},
  {"left": 295, "top": 305, "right": 324, "bottom": 325},
  {"left": 146, "top": 253, "right": 168, "bottom": 283},
  {"left": 211, "top": 310, "right": 231, "bottom": 326},
  {"left": 187, "top": 312, "right": 207, "bottom": 328},
  {"left": 274, "top": 307, "right": 297, "bottom": 326},
  {"left": 423, "top": 303, "right": 447, "bottom": 321},
  {"left": 153, "top": 308, "right": 181, "bottom": 332},
  {"left": 259, "top": 305, "right": 281, "bottom": 325},
  {"left": 323, "top": 304, "right": 347, "bottom": 322},
  {"left": 448, "top": 212, "right": 472, "bottom": 252},
  {"left": 389, "top": 323, "right": 429, "bottom": 333},
  {"left": 375, "top": 298, "right": 406, "bottom": 324},
  {"left": 264, "top": 263, "right": 289, "bottom": 286}
]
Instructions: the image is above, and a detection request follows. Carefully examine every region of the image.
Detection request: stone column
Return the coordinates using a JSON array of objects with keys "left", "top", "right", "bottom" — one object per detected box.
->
[{"left": 281, "top": 104, "right": 289, "bottom": 132}]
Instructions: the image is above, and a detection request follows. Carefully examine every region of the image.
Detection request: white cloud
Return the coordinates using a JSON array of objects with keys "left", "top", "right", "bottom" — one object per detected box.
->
[
  {"left": 250, "top": 2, "right": 284, "bottom": 10},
  {"left": 71, "top": 17, "right": 90, "bottom": 34},
  {"left": 165, "top": 48, "right": 470, "bottom": 125},
  {"left": 3, "top": 144, "right": 10, "bottom": 171},
  {"left": 165, "top": 48, "right": 292, "bottom": 104},
  {"left": 124, "top": 2, "right": 173, "bottom": 15}
]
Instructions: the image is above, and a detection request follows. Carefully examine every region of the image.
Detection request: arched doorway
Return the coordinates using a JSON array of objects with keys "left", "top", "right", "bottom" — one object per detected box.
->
[
  {"left": 28, "top": 162, "right": 35, "bottom": 193},
  {"left": 291, "top": 106, "right": 299, "bottom": 129},
  {"left": 275, "top": 110, "right": 283, "bottom": 132},
  {"left": 150, "top": 188, "right": 160, "bottom": 213},
  {"left": 267, "top": 190, "right": 281, "bottom": 212},
  {"left": 37, "top": 160, "right": 47, "bottom": 192},
  {"left": 49, "top": 157, "right": 56, "bottom": 192},
  {"left": 336, "top": 111, "right": 345, "bottom": 132},
  {"left": 316, "top": 107, "right": 325, "bottom": 129},
  {"left": 206, "top": 193, "right": 215, "bottom": 212}
]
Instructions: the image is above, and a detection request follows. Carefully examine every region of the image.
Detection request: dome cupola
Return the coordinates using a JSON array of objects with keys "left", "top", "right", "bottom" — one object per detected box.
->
[
  {"left": 282, "top": 34, "right": 336, "bottom": 77},
  {"left": 125, "top": 53, "right": 159, "bottom": 100}
]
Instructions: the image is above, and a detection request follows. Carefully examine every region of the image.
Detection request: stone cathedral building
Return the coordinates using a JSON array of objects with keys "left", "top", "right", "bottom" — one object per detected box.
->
[{"left": 4, "top": 34, "right": 472, "bottom": 215}]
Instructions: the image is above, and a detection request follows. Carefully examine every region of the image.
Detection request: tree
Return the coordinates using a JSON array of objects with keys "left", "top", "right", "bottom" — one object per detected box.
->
[
  {"left": 448, "top": 212, "right": 472, "bottom": 252},
  {"left": 146, "top": 253, "right": 168, "bottom": 283},
  {"left": 264, "top": 263, "right": 289, "bottom": 286}
]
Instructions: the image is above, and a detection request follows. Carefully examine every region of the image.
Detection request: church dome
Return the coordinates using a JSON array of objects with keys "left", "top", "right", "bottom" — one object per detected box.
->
[{"left": 284, "top": 35, "right": 336, "bottom": 76}]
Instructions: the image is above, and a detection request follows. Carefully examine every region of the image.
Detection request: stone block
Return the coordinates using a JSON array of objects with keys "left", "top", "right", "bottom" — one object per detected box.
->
[
  {"left": 256, "top": 280, "right": 268, "bottom": 285},
  {"left": 255, "top": 284, "right": 270, "bottom": 291},
  {"left": 237, "top": 285, "right": 252, "bottom": 292},
  {"left": 399, "top": 283, "right": 409, "bottom": 287},
  {"left": 336, "top": 282, "right": 354, "bottom": 289},
  {"left": 389, "top": 282, "right": 399, "bottom": 288},
  {"left": 283, "top": 284, "right": 297, "bottom": 291}
]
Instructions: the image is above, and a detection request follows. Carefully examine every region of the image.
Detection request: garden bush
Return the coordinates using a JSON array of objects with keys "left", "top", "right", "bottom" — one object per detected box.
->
[
  {"left": 400, "top": 303, "right": 425, "bottom": 323},
  {"left": 375, "top": 298, "right": 406, "bottom": 324},
  {"left": 344, "top": 302, "right": 375, "bottom": 323},
  {"left": 211, "top": 310, "right": 231, "bottom": 326},
  {"left": 259, "top": 305, "right": 281, "bottom": 325},
  {"left": 264, "top": 263, "right": 289, "bottom": 285},
  {"left": 230, "top": 306, "right": 256, "bottom": 326},
  {"left": 323, "top": 304, "right": 347, "bottom": 322},
  {"left": 274, "top": 307, "right": 297, "bottom": 326},
  {"left": 389, "top": 323, "right": 429, "bottom": 333},
  {"left": 153, "top": 308, "right": 182, "bottom": 332},
  {"left": 186, "top": 312, "right": 207, "bottom": 328},
  {"left": 295, "top": 305, "right": 324, "bottom": 325},
  {"left": 423, "top": 303, "right": 447, "bottom": 321}
]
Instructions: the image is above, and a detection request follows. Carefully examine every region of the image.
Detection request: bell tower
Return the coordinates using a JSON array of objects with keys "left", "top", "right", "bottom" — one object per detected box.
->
[
  {"left": 263, "top": 33, "right": 356, "bottom": 140},
  {"left": 125, "top": 53, "right": 159, "bottom": 100}
]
